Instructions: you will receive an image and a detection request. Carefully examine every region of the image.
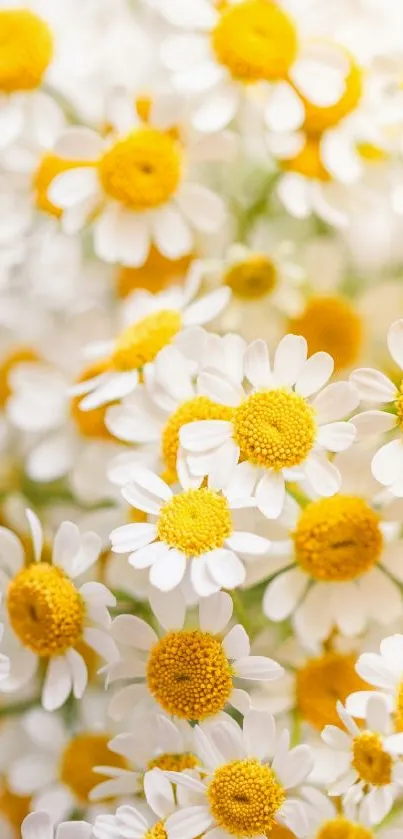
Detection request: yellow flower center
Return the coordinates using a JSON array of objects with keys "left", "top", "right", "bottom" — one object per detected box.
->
[
  {"left": 70, "top": 360, "right": 115, "bottom": 440},
  {"left": 293, "top": 495, "right": 383, "bottom": 582},
  {"left": 147, "top": 752, "right": 199, "bottom": 773},
  {"left": 157, "top": 488, "right": 232, "bottom": 556},
  {"left": 33, "top": 153, "right": 89, "bottom": 218},
  {"left": 207, "top": 759, "right": 286, "bottom": 837},
  {"left": 0, "top": 345, "right": 40, "bottom": 407},
  {"left": 0, "top": 784, "right": 31, "bottom": 836},
  {"left": 145, "top": 821, "right": 168, "bottom": 839},
  {"left": 0, "top": 9, "right": 53, "bottom": 93},
  {"left": 146, "top": 630, "right": 233, "bottom": 720},
  {"left": 162, "top": 396, "right": 234, "bottom": 483},
  {"left": 316, "top": 818, "right": 373, "bottom": 839},
  {"left": 7, "top": 562, "right": 85, "bottom": 657},
  {"left": 295, "top": 652, "right": 369, "bottom": 730},
  {"left": 233, "top": 389, "right": 316, "bottom": 470},
  {"left": 116, "top": 248, "right": 192, "bottom": 299},
  {"left": 211, "top": 0, "right": 297, "bottom": 83},
  {"left": 352, "top": 732, "right": 392, "bottom": 787},
  {"left": 98, "top": 128, "right": 182, "bottom": 210},
  {"left": 60, "top": 733, "right": 127, "bottom": 803},
  {"left": 394, "top": 381, "right": 403, "bottom": 431},
  {"left": 224, "top": 255, "right": 278, "bottom": 300},
  {"left": 111, "top": 310, "right": 182, "bottom": 371},
  {"left": 282, "top": 136, "right": 331, "bottom": 182},
  {"left": 288, "top": 297, "right": 363, "bottom": 372},
  {"left": 269, "top": 827, "right": 295, "bottom": 839},
  {"left": 357, "top": 142, "right": 388, "bottom": 164},
  {"left": 302, "top": 51, "right": 362, "bottom": 133}
]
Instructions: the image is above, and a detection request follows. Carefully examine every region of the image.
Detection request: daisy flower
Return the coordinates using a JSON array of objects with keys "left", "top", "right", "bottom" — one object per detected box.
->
[
  {"left": 48, "top": 91, "right": 227, "bottom": 266},
  {"left": 162, "top": 710, "right": 315, "bottom": 839},
  {"left": 350, "top": 318, "right": 403, "bottom": 496},
  {"left": 262, "top": 444, "right": 403, "bottom": 643},
  {"left": 71, "top": 267, "right": 231, "bottom": 413},
  {"left": 106, "top": 589, "right": 283, "bottom": 722},
  {"left": 106, "top": 332, "right": 246, "bottom": 487},
  {"left": 91, "top": 712, "right": 198, "bottom": 802},
  {"left": 0, "top": 510, "right": 118, "bottom": 711},
  {"left": 346, "top": 634, "right": 403, "bottom": 730},
  {"left": 111, "top": 464, "right": 271, "bottom": 596},
  {"left": 21, "top": 811, "right": 103, "bottom": 839},
  {"left": 296, "top": 785, "right": 403, "bottom": 839},
  {"left": 94, "top": 768, "right": 182, "bottom": 839},
  {"left": 180, "top": 335, "right": 359, "bottom": 520},
  {"left": 322, "top": 696, "right": 403, "bottom": 824}
]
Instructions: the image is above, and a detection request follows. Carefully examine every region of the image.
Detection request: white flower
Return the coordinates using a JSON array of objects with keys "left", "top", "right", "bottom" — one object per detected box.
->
[
  {"left": 262, "top": 445, "right": 403, "bottom": 643},
  {"left": 21, "top": 810, "right": 94, "bottom": 839},
  {"left": 350, "top": 318, "right": 403, "bottom": 495},
  {"left": 160, "top": 710, "right": 315, "bottom": 839},
  {"left": 346, "top": 634, "right": 403, "bottom": 725},
  {"left": 0, "top": 510, "right": 118, "bottom": 711},
  {"left": 111, "top": 465, "right": 270, "bottom": 596},
  {"left": 180, "top": 335, "right": 358, "bottom": 520},
  {"left": 71, "top": 268, "right": 231, "bottom": 413},
  {"left": 94, "top": 769, "right": 181, "bottom": 839},
  {"left": 106, "top": 589, "right": 283, "bottom": 722},
  {"left": 48, "top": 91, "right": 228, "bottom": 266},
  {"left": 322, "top": 696, "right": 403, "bottom": 825}
]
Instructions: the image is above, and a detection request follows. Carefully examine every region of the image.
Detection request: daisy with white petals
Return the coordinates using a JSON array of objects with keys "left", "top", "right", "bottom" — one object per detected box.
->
[
  {"left": 106, "top": 589, "right": 283, "bottom": 722},
  {"left": 346, "top": 634, "right": 403, "bottom": 729},
  {"left": 111, "top": 465, "right": 270, "bottom": 596},
  {"left": 351, "top": 319, "right": 403, "bottom": 496},
  {"left": 180, "top": 335, "right": 359, "bottom": 520},
  {"left": 322, "top": 696, "right": 403, "bottom": 825},
  {"left": 94, "top": 768, "right": 181, "bottom": 839},
  {"left": 72, "top": 267, "right": 231, "bottom": 413},
  {"left": 48, "top": 91, "right": 227, "bottom": 266},
  {"left": 0, "top": 511, "right": 118, "bottom": 711},
  {"left": 162, "top": 710, "right": 315, "bottom": 839},
  {"left": 21, "top": 811, "right": 97, "bottom": 839}
]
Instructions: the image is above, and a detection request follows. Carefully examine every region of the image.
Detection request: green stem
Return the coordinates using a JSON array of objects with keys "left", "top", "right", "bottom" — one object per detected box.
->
[{"left": 231, "top": 589, "right": 252, "bottom": 636}]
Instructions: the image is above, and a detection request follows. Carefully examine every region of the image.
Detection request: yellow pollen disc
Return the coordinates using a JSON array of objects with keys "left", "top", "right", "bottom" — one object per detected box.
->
[
  {"left": 0, "top": 9, "right": 53, "bottom": 93},
  {"left": 295, "top": 652, "right": 369, "bottom": 730},
  {"left": 233, "top": 389, "right": 316, "bottom": 470},
  {"left": 7, "top": 562, "right": 85, "bottom": 657},
  {"left": 162, "top": 395, "right": 234, "bottom": 483},
  {"left": 98, "top": 128, "right": 182, "bottom": 210},
  {"left": 394, "top": 382, "right": 403, "bottom": 431},
  {"left": 33, "top": 153, "right": 89, "bottom": 218},
  {"left": 352, "top": 732, "right": 392, "bottom": 787},
  {"left": 146, "top": 630, "right": 233, "bottom": 720},
  {"left": 395, "top": 681, "right": 403, "bottom": 731},
  {"left": 60, "top": 733, "right": 127, "bottom": 802},
  {"left": 111, "top": 310, "right": 182, "bottom": 371},
  {"left": 157, "top": 488, "right": 232, "bottom": 556},
  {"left": 0, "top": 784, "right": 31, "bottom": 835},
  {"left": 145, "top": 821, "right": 168, "bottom": 839},
  {"left": 147, "top": 752, "right": 199, "bottom": 773},
  {"left": 288, "top": 297, "right": 363, "bottom": 372},
  {"left": 211, "top": 0, "right": 297, "bottom": 83},
  {"left": 316, "top": 818, "right": 373, "bottom": 839},
  {"left": 302, "top": 53, "right": 362, "bottom": 133},
  {"left": 70, "top": 360, "right": 115, "bottom": 440},
  {"left": 282, "top": 136, "right": 331, "bottom": 182},
  {"left": 293, "top": 495, "right": 383, "bottom": 582},
  {"left": 207, "top": 759, "right": 286, "bottom": 836},
  {"left": 224, "top": 255, "right": 278, "bottom": 300},
  {"left": 0, "top": 346, "right": 40, "bottom": 407},
  {"left": 116, "top": 248, "right": 192, "bottom": 298}
]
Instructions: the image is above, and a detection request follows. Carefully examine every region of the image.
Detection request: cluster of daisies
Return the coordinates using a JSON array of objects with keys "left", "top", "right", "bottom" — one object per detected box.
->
[{"left": 4, "top": 2, "right": 403, "bottom": 839}]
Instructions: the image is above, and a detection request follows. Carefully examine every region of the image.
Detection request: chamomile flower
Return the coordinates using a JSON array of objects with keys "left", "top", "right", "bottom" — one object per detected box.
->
[
  {"left": 322, "top": 696, "right": 403, "bottom": 824},
  {"left": 21, "top": 811, "right": 98, "bottom": 839},
  {"left": 111, "top": 465, "right": 270, "bottom": 596},
  {"left": 106, "top": 332, "right": 245, "bottom": 487},
  {"left": 180, "top": 335, "right": 359, "bottom": 520},
  {"left": 72, "top": 268, "right": 231, "bottom": 413},
  {"left": 106, "top": 589, "right": 283, "bottom": 722},
  {"left": 350, "top": 319, "right": 403, "bottom": 496},
  {"left": 48, "top": 91, "right": 227, "bottom": 266},
  {"left": 94, "top": 769, "right": 181, "bottom": 839},
  {"left": 262, "top": 445, "right": 403, "bottom": 643},
  {"left": 346, "top": 634, "right": 403, "bottom": 732},
  {"left": 162, "top": 710, "right": 315, "bottom": 839},
  {"left": 0, "top": 511, "right": 118, "bottom": 711}
]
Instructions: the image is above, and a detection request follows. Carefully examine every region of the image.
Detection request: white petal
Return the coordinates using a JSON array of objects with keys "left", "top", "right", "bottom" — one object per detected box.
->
[
  {"left": 293, "top": 583, "right": 334, "bottom": 643},
  {"left": 176, "top": 183, "right": 225, "bottom": 233},
  {"left": 0, "top": 527, "right": 24, "bottom": 575},
  {"left": 321, "top": 725, "right": 351, "bottom": 750},
  {"left": 234, "top": 656, "right": 284, "bottom": 681},
  {"left": 276, "top": 800, "right": 309, "bottom": 838},
  {"left": 304, "top": 454, "right": 341, "bottom": 496},
  {"left": 295, "top": 352, "right": 334, "bottom": 397},
  {"left": 331, "top": 582, "right": 365, "bottom": 637},
  {"left": 111, "top": 615, "right": 158, "bottom": 649},
  {"left": 180, "top": 420, "right": 232, "bottom": 452},
  {"left": 317, "top": 421, "right": 356, "bottom": 452},
  {"left": 244, "top": 340, "right": 271, "bottom": 389},
  {"left": 380, "top": 634, "right": 403, "bottom": 663},
  {"left": 42, "top": 656, "right": 72, "bottom": 711},
  {"left": 108, "top": 684, "right": 148, "bottom": 720},
  {"left": 313, "top": 382, "right": 359, "bottom": 423},
  {"left": 165, "top": 807, "right": 213, "bottom": 839},
  {"left": 48, "top": 167, "right": 98, "bottom": 209},
  {"left": 359, "top": 567, "right": 402, "bottom": 625},
  {"left": 388, "top": 320, "right": 403, "bottom": 369},
  {"left": 149, "top": 549, "right": 187, "bottom": 591},
  {"left": 350, "top": 369, "right": 396, "bottom": 403},
  {"left": 355, "top": 654, "right": 398, "bottom": 690},
  {"left": 80, "top": 371, "right": 139, "bottom": 410},
  {"left": 366, "top": 694, "right": 390, "bottom": 734},
  {"left": 193, "top": 87, "right": 238, "bottom": 132},
  {"left": 21, "top": 812, "right": 53, "bottom": 839},
  {"left": 198, "top": 371, "right": 244, "bottom": 407},
  {"left": 149, "top": 587, "right": 186, "bottom": 631},
  {"left": 52, "top": 521, "right": 80, "bottom": 572},
  {"left": 205, "top": 550, "right": 246, "bottom": 589},
  {"left": 207, "top": 440, "right": 240, "bottom": 491},
  {"left": 152, "top": 205, "right": 193, "bottom": 260},
  {"left": 265, "top": 83, "right": 305, "bottom": 132},
  {"left": 199, "top": 591, "right": 233, "bottom": 634},
  {"left": 84, "top": 627, "right": 118, "bottom": 663},
  {"left": 226, "top": 532, "right": 270, "bottom": 555},
  {"left": 110, "top": 522, "right": 157, "bottom": 553},
  {"left": 263, "top": 569, "right": 309, "bottom": 621},
  {"left": 372, "top": 439, "right": 403, "bottom": 487},
  {"left": 191, "top": 556, "right": 220, "bottom": 596},
  {"left": 26, "top": 509, "right": 43, "bottom": 562},
  {"left": 184, "top": 287, "right": 231, "bottom": 328},
  {"left": 161, "top": 0, "right": 217, "bottom": 29},
  {"left": 243, "top": 710, "right": 276, "bottom": 759},
  {"left": 351, "top": 410, "right": 397, "bottom": 438},
  {"left": 65, "top": 648, "right": 88, "bottom": 700},
  {"left": 277, "top": 745, "right": 314, "bottom": 789},
  {"left": 273, "top": 334, "right": 307, "bottom": 386},
  {"left": 223, "top": 624, "right": 250, "bottom": 659},
  {"left": 255, "top": 471, "right": 285, "bottom": 519},
  {"left": 55, "top": 127, "right": 105, "bottom": 160},
  {"left": 144, "top": 768, "right": 175, "bottom": 820},
  {"left": 129, "top": 542, "right": 169, "bottom": 570}
]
